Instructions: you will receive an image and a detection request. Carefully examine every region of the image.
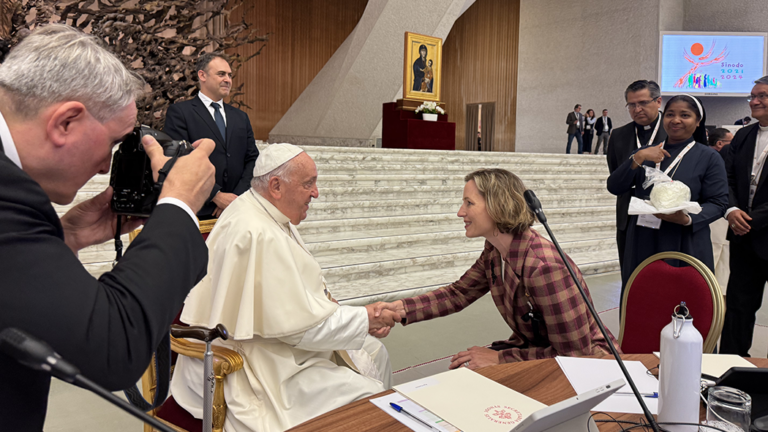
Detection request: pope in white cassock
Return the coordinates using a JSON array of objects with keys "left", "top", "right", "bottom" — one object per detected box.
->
[{"left": 171, "top": 144, "right": 400, "bottom": 431}]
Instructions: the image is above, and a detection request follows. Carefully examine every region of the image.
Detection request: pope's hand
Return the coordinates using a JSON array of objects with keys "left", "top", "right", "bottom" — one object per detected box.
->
[
  {"left": 142, "top": 136, "right": 216, "bottom": 214},
  {"left": 365, "top": 305, "right": 400, "bottom": 333},
  {"left": 449, "top": 346, "right": 501, "bottom": 370},
  {"left": 61, "top": 186, "right": 145, "bottom": 254},
  {"left": 371, "top": 300, "right": 406, "bottom": 321}
]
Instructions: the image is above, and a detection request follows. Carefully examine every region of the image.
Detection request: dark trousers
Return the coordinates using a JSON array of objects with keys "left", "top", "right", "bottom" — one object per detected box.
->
[
  {"left": 566, "top": 132, "right": 583, "bottom": 154},
  {"left": 720, "top": 240, "right": 768, "bottom": 356}
]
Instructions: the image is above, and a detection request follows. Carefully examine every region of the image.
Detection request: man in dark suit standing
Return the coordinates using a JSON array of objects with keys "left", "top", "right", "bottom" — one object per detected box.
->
[
  {"left": 0, "top": 25, "right": 216, "bottom": 430},
  {"left": 606, "top": 80, "right": 665, "bottom": 292},
  {"left": 165, "top": 52, "right": 259, "bottom": 219},
  {"left": 593, "top": 109, "right": 613, "bottom": 155},
  {"left": 565, "top": 104, "right": 584, "bottom": 154},
  {"left": 721, "top": 76, "right": 768, "bottom": 356}
]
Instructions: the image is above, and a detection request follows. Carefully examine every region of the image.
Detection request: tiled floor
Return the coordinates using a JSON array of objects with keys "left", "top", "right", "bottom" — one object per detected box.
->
[{"left": 42, "top": 272, "right": 768, "bottom": 431}]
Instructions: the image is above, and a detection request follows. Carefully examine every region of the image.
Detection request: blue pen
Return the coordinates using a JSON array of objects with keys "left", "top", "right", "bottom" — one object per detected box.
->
[
  {"left": 390, "top": 402, "right": 439, "bottom": 431},
  {"left": 616, "top": 392, "right": 659, "bottom": 398}
]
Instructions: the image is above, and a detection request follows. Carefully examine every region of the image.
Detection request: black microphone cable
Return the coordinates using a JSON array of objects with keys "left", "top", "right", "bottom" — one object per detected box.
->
[{"left": 523, "top": 189, "right": 661, "bottom": 432}]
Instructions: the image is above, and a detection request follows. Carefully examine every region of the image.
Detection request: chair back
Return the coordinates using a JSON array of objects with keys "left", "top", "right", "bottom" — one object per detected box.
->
[{"left": 619, "top": 252, "right": 724, "bottom": 354}]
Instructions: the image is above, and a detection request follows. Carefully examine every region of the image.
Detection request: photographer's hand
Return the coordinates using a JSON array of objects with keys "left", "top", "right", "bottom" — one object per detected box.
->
[
  {"left": 143, "top": 136, "right": 216, "bottom": 214},
  {"left": 61, "top": 187, "right": 145, "bottom": 255}
]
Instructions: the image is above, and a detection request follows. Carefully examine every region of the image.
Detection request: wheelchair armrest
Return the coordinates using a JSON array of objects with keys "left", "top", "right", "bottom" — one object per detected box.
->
[{"left": 170, "top": 336, "right": 244, "bottom": 376}]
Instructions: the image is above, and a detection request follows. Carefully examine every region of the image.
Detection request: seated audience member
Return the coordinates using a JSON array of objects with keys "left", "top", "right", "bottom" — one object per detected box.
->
[
  {"left": 735, "top": 116, "right": 751, "bottom": 126},
  {"left": 0, "top": 25, "right": 215, "bottom": 429},
  {"left": 607, "top": 95, "right": 728, "bottom": 294},
  {"left": 171, "top": 144, "right": 399, "bottom": 432},
  {"left": 708, "top": 127, "right": 733, "bottom": 160},
  {"left": 373, "top": 169, "right": 618, "bottom": 369}
]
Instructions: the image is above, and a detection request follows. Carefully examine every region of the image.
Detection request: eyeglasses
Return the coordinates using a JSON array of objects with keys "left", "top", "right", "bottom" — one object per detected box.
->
[
  {"left": 626, "top": 98, "right": 659, "bottom": 111},
  {"left": 747, "top": 93, "right": 768, "bottom": 103}
]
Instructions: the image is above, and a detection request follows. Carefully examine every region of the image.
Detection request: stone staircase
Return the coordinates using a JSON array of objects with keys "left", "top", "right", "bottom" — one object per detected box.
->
[{"left": 56, "top": 146, "right": 619, "bottom": 306}]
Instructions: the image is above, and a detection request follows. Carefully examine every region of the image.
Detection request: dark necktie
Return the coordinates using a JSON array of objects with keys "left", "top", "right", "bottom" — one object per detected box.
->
[{"left": 210, "top": 102, "right": 226, "bottom": 141}]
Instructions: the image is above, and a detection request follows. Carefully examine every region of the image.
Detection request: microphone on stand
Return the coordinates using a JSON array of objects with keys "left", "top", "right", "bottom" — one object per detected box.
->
[
  {"left": 523, "top": 190, "right": 661, "bottom": 432},
  {"left": 0, "top": 327, "right": 176, "bottom": 432}
]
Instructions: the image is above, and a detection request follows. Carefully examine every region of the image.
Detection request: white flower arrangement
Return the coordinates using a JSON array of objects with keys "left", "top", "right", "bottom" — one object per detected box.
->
[{"left": 414, "top": 101, "right": 445, "bottom": 115}]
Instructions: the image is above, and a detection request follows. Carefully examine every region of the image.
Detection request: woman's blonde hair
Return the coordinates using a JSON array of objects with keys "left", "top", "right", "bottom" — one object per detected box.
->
[{"left": 464, "top": 168, "right": 535, "bottom": 235}]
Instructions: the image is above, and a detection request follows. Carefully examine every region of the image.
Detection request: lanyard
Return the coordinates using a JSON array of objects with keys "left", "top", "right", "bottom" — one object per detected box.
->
[
  {"left": 656, "top": 141, "right": 696, "bottom": 178},
  {"left": 751, "top": 130, "right": 768, "bottom": 186},
  {"left": 635, "top": 111, "right": 662, "bottom": 149}
]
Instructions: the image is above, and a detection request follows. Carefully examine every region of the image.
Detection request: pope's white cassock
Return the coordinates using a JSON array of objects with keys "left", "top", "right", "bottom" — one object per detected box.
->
[{"left": 171, "top": 189, "right": 391, "bottom": 432}]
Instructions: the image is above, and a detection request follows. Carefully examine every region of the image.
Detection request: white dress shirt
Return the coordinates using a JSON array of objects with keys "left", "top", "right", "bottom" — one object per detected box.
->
[{"left": 197, "top": 91, "right": 227, "bottom": 126}]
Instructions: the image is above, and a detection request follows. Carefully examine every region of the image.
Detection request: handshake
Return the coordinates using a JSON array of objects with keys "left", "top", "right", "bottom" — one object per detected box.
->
[{"left": 363, "top": 300, "right": 407, "bottom": 339}]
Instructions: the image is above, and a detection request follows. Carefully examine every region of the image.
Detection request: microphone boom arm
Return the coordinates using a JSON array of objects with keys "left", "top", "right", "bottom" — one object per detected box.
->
[{"left": 523, "top": 190, "right": 661, "bottom": 432}]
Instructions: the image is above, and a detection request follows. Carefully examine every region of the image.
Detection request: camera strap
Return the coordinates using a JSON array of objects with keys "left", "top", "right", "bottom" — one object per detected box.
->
[
  {"left": 123, "top": 333, "right": 172, "bottom": 411},
  {"left": 153, "top": 146, "right": 186, "bottom": 195},
  {"left": 117, "top": 147, "right": 185, "bottom": 411}
]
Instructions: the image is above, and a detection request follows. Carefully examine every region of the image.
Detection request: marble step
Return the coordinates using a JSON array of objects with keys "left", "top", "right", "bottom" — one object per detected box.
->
[
  {"left": 299, "top": 145, "right": 605, "bottom": 160},
  {"left": 330, "top": 249, "right": 620, "bottom": 304},
  {"left": 304, "top": 196, "right": 614, "bottom": 221},
  {"left": 315, "top": 163, "right": 608, "bottom": 176},
  {"left": 300, "top": 217, "right": 615, "bottom": 243},
  {"left": 317, "top": 174, "right": 609, "bottom": 188},
  {"left": 307, "top": 152, "right": 610, "bottom": 168},
  {"left": 313, "top": 184, "right": 610, "bottom": 203},
  {"left": 307, "top": 223, "right": 615, "bottom": 257},
  {"left": 320, "top": 236, "right": 617, "bottom": 284}
]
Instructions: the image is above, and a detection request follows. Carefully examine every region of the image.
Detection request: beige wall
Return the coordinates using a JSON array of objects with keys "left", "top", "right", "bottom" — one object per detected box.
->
[{"left": 515, "top": 0, "right": 663, "bottom": 153}]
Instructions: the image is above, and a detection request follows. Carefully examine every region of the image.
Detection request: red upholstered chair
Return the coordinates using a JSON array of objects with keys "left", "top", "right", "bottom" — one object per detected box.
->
[
  {"left": 618, "top": 252, "right": 725, "bottom": 354},
  {"left": 130, "top": 219, "right": 242, "bottom": 432}
]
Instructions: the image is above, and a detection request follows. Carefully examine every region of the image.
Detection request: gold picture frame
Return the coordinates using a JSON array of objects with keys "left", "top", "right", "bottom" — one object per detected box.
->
[{"left": 403, "top": 32, "right": 442, "bottom": 102}]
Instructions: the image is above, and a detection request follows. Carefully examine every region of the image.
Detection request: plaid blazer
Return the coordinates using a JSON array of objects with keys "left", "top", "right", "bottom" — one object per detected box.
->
[{"left": 402, "top": 228, "right": 619, "bottom": 362}]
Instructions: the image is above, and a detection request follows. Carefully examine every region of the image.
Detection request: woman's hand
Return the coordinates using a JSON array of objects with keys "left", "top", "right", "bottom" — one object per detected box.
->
[
  {"left": 632, "top": 143, "right": 670, "bottom": 168},
  {"left": 449, "top": 346, "right": 500, "bottom": 370},
  {"left": 371, "top": 300, "right": 406, "bottom": 321},
  {"left": 654, "top": 210, "right": 691, "bottom": 225}
]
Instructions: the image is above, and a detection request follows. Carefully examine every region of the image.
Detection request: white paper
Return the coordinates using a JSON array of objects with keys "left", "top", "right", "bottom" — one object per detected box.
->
[
  {"left": 394, "top": 368, "right": 546, "bottom": 432},
  {"left": 628, "top": 196, "right": 702, "bottom": 215},
  {"left": 653, "top": 352, "right": 756, "bottom": 379},
  {"left": 370, "top": 392, "right": 460, "bottom": 432},
  {"left": 556, "top": 356, "right": 659, "bottom": 414}
]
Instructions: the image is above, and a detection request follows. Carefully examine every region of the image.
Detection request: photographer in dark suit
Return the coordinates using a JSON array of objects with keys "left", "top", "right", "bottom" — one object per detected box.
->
[
  {"left": 606, "top": 80, "right": 666, "bottom": 293},
  {"left": 0, "top": 25, "right": 216, "bottom": 430},
  {"left": 721, "top": 76, "right": 768, "bottom": 356},
  {"left": 164, "top": 52, "right": 259, "bottom": 219}
]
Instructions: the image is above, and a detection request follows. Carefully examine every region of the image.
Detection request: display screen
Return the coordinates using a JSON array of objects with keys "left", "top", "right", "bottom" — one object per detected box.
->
[{"left": 659, "top": 32, "right": 767, "bottom": 96}]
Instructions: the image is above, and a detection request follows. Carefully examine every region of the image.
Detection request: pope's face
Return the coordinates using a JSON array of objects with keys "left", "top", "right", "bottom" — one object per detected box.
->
[{"left": 281, "top": 153, "right": 319, "bottom": 225}]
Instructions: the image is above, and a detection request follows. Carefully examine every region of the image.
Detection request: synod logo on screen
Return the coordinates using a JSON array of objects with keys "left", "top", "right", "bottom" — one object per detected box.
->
[
  {"left": 660, "top": 32, "right": 766, "bottom": 96},
  {"left": 674, "top": 41, "right": 729, "bottom": 90}
]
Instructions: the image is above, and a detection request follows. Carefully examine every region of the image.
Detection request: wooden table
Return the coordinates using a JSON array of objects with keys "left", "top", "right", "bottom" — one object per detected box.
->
[{"left": 288, "top": 354, "right": 768, "bottom": 431}]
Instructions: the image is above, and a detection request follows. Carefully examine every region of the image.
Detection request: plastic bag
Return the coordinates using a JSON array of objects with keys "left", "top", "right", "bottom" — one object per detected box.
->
[{"left": 642, "top": 166, "right": 691, "bottom": 210}]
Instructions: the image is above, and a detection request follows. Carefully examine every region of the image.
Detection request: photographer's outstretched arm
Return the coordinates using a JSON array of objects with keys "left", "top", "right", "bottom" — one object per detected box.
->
[{"left": 142, "top": 135, "right": 216, "bottom": 218}]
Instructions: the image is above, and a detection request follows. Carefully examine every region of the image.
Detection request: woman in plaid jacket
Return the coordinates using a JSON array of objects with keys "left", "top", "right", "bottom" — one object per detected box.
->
[{"left": 373, "top": 169, "right": 618, "bottom": 369}]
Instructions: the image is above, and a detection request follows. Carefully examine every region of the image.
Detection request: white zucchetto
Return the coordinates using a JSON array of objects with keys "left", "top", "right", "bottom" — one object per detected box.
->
[{"left": 253, "top": 143, "right": 304, "bottom": 176}]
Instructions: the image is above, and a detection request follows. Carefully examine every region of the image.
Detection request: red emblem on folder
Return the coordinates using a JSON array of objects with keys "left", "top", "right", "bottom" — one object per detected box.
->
[{"left": 483, "top": 405, "right": 523, "bottom": 424}]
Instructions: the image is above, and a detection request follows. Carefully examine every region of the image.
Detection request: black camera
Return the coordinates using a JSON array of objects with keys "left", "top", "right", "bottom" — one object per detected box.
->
[{"left": 110, "top": 126, "right": 193, "bottom": 217}]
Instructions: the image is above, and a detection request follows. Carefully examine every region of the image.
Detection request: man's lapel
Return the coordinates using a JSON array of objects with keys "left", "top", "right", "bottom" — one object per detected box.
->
[
  {"left": 190, "top": 97, "right": 225, "bottom": 146},
  {"left": 224, "top": 104, "right": 236, "bottom": 146}
]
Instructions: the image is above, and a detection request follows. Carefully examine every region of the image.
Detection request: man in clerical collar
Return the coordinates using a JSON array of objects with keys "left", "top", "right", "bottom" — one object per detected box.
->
[
  {"left": 171, "top": 143, "right": 400, "bottom": 432},
  {"left": 721, "top": 76, "right": 768, "bottom": 356},
  {"left": 606, "top": 80, "right": 666, "bottom": 293}
]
